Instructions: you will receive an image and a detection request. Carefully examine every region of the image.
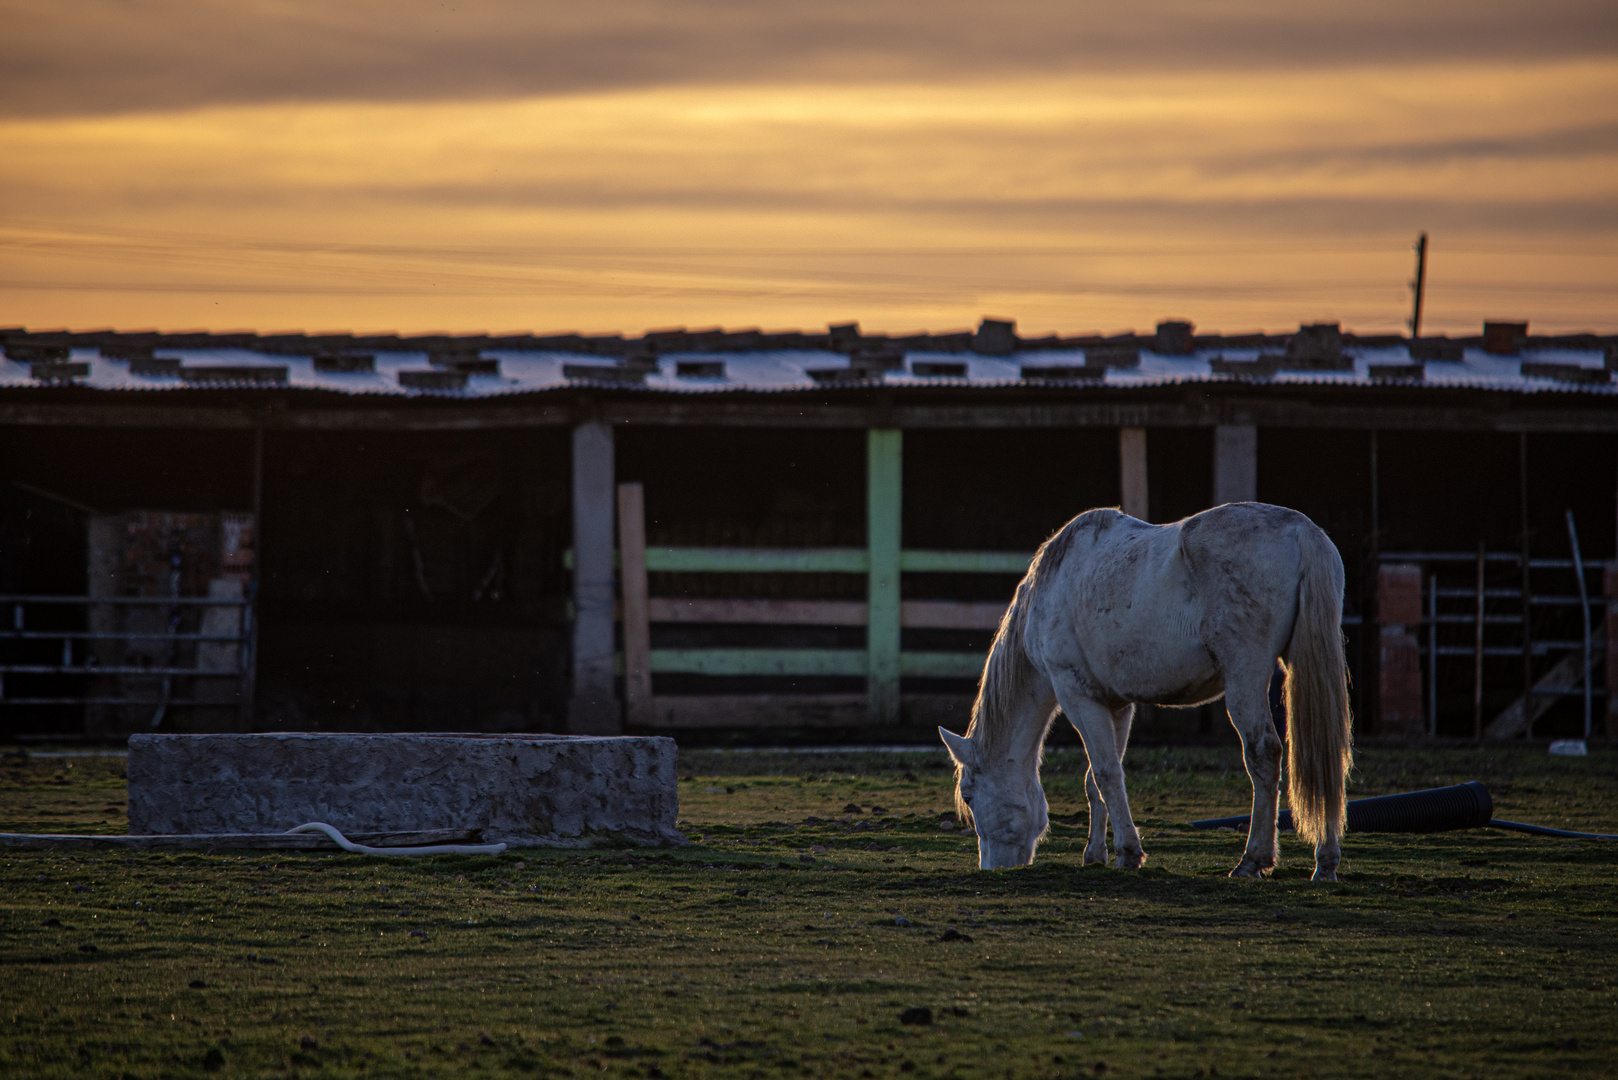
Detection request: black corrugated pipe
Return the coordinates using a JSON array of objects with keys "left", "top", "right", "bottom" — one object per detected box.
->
[{"left": 1189, "top": 781, "right": 1618, "bottom": 839}]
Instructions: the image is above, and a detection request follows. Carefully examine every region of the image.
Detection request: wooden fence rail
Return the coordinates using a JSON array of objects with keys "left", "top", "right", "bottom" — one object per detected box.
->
[{"left": 610, "top": 480, "right": 1025, "bottom": 728}]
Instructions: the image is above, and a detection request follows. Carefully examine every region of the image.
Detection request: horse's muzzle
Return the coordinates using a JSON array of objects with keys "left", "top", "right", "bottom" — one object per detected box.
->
[{"left": 977, "top": 840, "right": 1036, "bottom": 870}]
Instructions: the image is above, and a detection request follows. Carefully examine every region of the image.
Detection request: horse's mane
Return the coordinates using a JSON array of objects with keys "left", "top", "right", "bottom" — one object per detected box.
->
[{"left": 962, "top": 514, "right": 1086, "bottom": 759}]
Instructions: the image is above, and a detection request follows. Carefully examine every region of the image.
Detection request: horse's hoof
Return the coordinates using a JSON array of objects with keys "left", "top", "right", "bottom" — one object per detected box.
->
[
  {"left": 1082, "top": 847, "right": 1108, "bottom": 867},
  {"left": 1114, "top": 850, "right": 1146, "bottom": 870},
  {"left": 1229, "top": 860, "right": 1273, "bottom": 879},
  {"left": 1311, "top": 867, "right": 1339, "bottom": 882}
]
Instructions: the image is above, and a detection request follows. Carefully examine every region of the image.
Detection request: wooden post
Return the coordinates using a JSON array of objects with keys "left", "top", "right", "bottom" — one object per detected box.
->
[
  {"left": 1366, "top": 428, "right": 1379, "bottom": 733},
  {"left": 1119, "top": 427, "right": 1148, "bottom": 520},
  {"left": 569, "top": 420, "right": 621, "bottom": 734},
  {"left": 617, "top": 482, "right": 653, "bottom": 728},
  {"left": 1428, "top": 572, "right": 1439, "bottom": 735},
  {"left": 1519, "top": 433, "right": 1533, "bottom": 723},
  {"left": 1213, "top": 424, "right": 1257, "bottom": 505},
  {"left": 867, "top": 428, "right": 903, "bottom": 724},
  {"left": 1474, "top": 542, "right": 1486, "bottom": 741},
  {"left": 1565, "top": 510, "right": 1592, "bottom": 739},
  {"left": 1408, "top": 231, "right": 1428, "bottom": 338},
  {"left": 1605, "top": 561, "right": 1618, "bottom": 740}
]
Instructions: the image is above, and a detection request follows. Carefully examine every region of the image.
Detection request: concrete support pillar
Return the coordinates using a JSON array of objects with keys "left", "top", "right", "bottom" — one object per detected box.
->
[
  {"left": 1119, "top": 427, "right": 1148, "bottom": 520},
  {"left": 569, "top": 420, "right": 621, "bottom": 734},
  {"left": 867, "top": 428, "right": 903, "bottom": 724},
  {"left": 1213, "top": 424, "right": 1257, "bottom": 505}
]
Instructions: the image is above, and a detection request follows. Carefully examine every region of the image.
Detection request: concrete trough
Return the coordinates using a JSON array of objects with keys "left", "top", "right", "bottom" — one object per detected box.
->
[{"left": 127, "top": 733, "right": 684, "bottom": 847}]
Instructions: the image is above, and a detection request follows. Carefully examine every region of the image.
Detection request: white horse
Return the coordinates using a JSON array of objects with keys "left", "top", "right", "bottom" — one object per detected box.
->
[{"left": 938, "top": 502, "right": 1353, "bottom": 881}]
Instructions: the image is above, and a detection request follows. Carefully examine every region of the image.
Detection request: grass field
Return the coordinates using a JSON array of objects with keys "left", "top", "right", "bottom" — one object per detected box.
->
[{"left": 1, "top": 743, "right": 1615, "bottom": 1079}]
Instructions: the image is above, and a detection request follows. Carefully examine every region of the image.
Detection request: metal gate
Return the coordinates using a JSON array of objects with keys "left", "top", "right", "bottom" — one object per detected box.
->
[{"left": 0, "top": 592, "right": 256, "bottom": 730}]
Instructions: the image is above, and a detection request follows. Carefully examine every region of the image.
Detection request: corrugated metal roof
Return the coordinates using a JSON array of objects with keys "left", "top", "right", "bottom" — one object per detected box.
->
[{"left": 1, "top": 343, "right": 1612, "bottom": 397}]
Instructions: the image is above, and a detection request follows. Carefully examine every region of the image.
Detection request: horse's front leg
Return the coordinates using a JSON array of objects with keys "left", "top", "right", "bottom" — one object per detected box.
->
[
  {"left": 1225, "top": 674, "right": 1283, "bottom": 879},
  {"left": 1083, "top": 703, "right": 1136, "bottom": 865},
  {"left": 1060, "top": 688, "right": 1144, "bottom": 869},
  {"left": 1082, "top": 767, "right": 1108, "bottom": 865}
]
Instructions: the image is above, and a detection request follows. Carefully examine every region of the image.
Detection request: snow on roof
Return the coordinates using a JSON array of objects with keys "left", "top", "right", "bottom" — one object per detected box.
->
[{"left": 0, "top": 343, "right": 1612, "bottom": 397}]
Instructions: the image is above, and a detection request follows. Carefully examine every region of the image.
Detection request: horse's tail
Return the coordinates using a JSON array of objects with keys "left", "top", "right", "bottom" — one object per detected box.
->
[{"left": 1284, "top": 524, "right": 1354, "bottom": 848}]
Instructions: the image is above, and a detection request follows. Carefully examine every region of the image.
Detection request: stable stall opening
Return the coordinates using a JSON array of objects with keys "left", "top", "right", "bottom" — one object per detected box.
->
[
  {"left": 255, "top": 427, "right": 572, "bottom": 733},
  {"left": 1375, "top": 431, "right": 1617, "bottom": 740},
  {"left": 0, "top": 426, "right": 258, "bottom": 738}
]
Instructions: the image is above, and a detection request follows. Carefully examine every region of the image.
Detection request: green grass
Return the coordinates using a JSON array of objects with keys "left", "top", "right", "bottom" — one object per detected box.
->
[{"left": 1, "top": 744, "right": 1615, "bottom": 1078}]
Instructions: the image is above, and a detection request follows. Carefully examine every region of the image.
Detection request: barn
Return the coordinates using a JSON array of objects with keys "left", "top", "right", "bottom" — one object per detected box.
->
[{"left": 2, "top": 318, "right": 1614, "bottom": 744}]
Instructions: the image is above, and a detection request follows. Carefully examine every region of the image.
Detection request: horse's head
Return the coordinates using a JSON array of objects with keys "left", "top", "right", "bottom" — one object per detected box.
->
[{"left": 939, "top": 726, "right": 1049, "bottom": 869}]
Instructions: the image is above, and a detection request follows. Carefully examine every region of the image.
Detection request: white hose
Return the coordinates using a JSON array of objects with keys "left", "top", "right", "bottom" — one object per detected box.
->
[{"left": 287, "top": 822, "right": 507, "bottom": 857}]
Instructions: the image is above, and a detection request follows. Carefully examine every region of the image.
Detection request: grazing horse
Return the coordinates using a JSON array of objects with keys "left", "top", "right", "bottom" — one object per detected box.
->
[{"left": 938, "top": 503, "right": 1353, "bottom": 881}]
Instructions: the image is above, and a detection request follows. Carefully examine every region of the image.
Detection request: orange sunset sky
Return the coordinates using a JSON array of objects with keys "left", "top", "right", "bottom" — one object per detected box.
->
[{"left": 1, "top": 0, "right": 1615, "bottom": 337}]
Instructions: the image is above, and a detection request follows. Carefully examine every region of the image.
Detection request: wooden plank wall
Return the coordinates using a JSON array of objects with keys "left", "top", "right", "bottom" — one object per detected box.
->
[{"left": 613, "top": 482, "right": 1016, "bottom": 730}]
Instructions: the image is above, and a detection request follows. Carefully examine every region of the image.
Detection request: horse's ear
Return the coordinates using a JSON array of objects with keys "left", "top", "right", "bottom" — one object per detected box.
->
[{"left": 938, "top": 726, "right": 975, "bottom": 768}]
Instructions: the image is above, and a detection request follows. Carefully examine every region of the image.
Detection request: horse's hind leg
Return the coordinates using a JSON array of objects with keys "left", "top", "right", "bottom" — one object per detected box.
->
[
  {"left": 1313, "top": 827, "right": 1342, "bottom": 882},
  {"left": 1082, "top": 704, "right": 1133, "bottom": 865},
  {"left": 1224, "top": 668, "right": 1284, "bottom": 879}
]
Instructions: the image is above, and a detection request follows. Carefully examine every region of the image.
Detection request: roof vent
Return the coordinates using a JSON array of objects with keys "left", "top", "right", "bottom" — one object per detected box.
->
[
  {"left": 5, "top": 342, "right": 69, "bottom": 362},
  {"left": 1021, "top": 363, "right": 1105, "bottom": 381},
  {"left": 1520, "top": 361, "right": 1611, "bottom": 385},
  {"left": 1210, "top": 355, "right": 1279, "bottom": 378},
  {"left": 428, "top": 350, "right": 498, "bottom": 374},
  {"left": 828, "top": 322, "right": 862, "bottom": 352},
  {"left": 100, "top": 343, "right": 154, "bottom": 361},
  {"left": 399, "top": 368, "right": 468, "bottom": 390},
  {"left": 911, "top": 360, "right": 967, "bottom": 378},
  {"left": 30, "top": 361, "right": 90, "bottom": 382},
  {"left": 1409, "top": 338, "right": 1463, "bottom": 361},
  {"left": 313, "top": 352, "right": 376, "bottom": 372},
  {"left": 1283, "top": 323, "right": 1351, "bottom": 370},
  {"left": 130, "top": 357, "right": 183, "bottom": 376},
  {"left": 1154, "top": 320, "right": 1195, "bottom": 355},
  {"left": 561, "top": 363, "right": 648, "bottom": 383},
  {"left": 675, "top": 360, "right": 725, "bottom": 378},
  {"left": 178, "top": 365, "right": 288, "bottom": 384},
  {"left": 973, "top": 318, "right": 1016, "bottom": 356},
  {"left": 1369, "top": 362, "right": 1425, "bottom": 381},
  {"left": 1482, "top": 321, "right": 1528, "bottom": 356},
  {"left": 1084, "top": 342, "right": 1141, "bottom": 368}
]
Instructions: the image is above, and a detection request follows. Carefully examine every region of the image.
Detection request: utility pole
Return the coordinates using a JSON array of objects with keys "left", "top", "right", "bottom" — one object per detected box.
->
[{"left": 1408, "top": 232, "right": 1428, "bottom": 338}]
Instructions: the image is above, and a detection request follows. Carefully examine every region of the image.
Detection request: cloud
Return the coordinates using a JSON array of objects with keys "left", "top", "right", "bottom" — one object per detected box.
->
[
  {"left": 1, "top": 0, "right": 1614, "bottom": 118},
  {"left": 1, "top": 4, "right": 1614, "bottom": 332}
]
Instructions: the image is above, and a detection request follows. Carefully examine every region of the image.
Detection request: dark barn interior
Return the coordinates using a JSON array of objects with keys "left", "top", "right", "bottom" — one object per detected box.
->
[
  {"left": 4, "top": 419, "right": 1613, "bottom": 744},
  {"left": 254, "top": 428, "right": 573, "bottom": 732}
]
